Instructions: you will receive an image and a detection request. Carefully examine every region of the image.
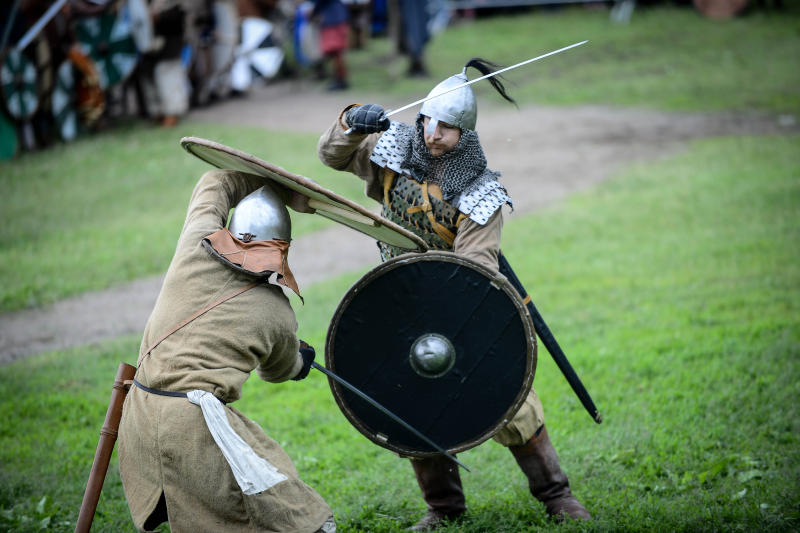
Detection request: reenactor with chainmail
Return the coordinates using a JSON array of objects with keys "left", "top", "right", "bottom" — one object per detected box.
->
[
  {"left": 317, "top": 59, "right": 591, "bottom": 530},
  {"left": 118, "top": 169, "right": 335, "bottom": 532}
]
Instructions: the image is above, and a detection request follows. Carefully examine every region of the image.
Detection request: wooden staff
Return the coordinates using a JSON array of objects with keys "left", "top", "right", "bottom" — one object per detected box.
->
[{"left": 75, "top": 362, "right": 136, "bottom": 533}]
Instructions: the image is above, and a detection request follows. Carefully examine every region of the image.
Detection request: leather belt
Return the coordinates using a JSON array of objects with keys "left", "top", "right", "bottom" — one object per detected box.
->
[{"left": 132, "top": 379, "right": 227, "bottom": 404}]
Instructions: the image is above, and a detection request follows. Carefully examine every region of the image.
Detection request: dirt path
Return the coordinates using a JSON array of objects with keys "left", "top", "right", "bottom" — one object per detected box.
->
[{"left": 1, "top": 79, "right": 796, "bottom": 364}]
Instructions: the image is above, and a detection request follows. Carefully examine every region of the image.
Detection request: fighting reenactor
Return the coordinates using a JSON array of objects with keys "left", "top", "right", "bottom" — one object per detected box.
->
[
  {"left": 317, "top": 58, "right": 591, "bottom": 530},
  {"left": 118, "top": 169, "right": 335, "bottom": 532}
]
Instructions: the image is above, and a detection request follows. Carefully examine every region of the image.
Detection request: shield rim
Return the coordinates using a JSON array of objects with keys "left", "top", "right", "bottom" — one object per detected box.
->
[
  {"left": 325, "top": 250, "right": 537, "bottom": 457},
  {"left": 181, "top": 136, "right": 428, "bottom": 252}
]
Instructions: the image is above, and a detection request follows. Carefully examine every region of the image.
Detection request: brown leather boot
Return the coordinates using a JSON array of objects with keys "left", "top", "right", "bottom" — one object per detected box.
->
[
  {"left": 408, "top": 455, "right": 467, "bottom": 531},
  {"left": 509, "top": 426, "right": 591, "bottom": 521}
]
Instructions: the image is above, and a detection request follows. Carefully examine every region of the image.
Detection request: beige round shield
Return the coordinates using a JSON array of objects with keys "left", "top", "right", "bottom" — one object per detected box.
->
[{"left": 181, "top": 137, "right": 427, "bottom": 252}]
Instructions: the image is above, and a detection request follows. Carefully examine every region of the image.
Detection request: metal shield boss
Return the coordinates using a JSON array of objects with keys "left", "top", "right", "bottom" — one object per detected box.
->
[{"left": 325, "top": 251, "right": 537, "bottom": 457}]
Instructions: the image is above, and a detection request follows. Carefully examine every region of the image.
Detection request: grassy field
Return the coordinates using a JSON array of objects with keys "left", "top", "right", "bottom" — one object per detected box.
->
[
  {"left": 1, "top": 5, "right": 799, "bottom": 312},
  {"left": 1, "top": 134, "right": 798, "bottom": 531},
  {"left": 348, "top": 5, "right": 800, "bottom": 113},
  {"left": 1, "top": 4, "right": 799, "bottom": 532},
  {"left": 0, "top": 122, "right": 363, "bottom": 313}
]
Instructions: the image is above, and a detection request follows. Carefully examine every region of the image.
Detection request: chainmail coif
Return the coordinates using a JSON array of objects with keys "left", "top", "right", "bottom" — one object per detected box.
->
[{"left": 384, "top": 116, "right": 501, "bottom": 203}]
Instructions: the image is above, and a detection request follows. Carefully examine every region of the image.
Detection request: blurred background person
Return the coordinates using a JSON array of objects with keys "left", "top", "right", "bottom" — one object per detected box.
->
[
  {"left": 342, "top": 0, "right": 371, "bottom": 49},
  {"left": 142, "top": 0, "right": 193, "bottom": 127},
  {"left": 118, "top": 168, "right": 335, "bottom": 533},
  {"left": 312, "top": 0, "right": 351, "bottom": 90},
  {"left": 389, "top": 0, "right": 431, "bottom": 77}
]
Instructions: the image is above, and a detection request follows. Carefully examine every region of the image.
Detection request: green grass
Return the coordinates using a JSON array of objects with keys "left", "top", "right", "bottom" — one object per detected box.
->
[
  {"left": 1, "top": 5, "right": 798, "bottom": 312},
  {"left": 0, "top": 121, "right": 364, "bottom": 312},
  {"left": 1, "top": 135, "right": 797, "bottom": 531},
  {"left": 347, "top": 5, "right": 800, "bottom": 113}
]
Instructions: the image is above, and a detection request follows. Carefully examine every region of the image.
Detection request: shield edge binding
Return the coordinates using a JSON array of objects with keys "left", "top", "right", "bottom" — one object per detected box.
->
[
  {"left": 180, "top": 136, "right": 428, "bottom": 252},
  {"left": 325, "top": 251, "right": 537, "bottom": 457}
]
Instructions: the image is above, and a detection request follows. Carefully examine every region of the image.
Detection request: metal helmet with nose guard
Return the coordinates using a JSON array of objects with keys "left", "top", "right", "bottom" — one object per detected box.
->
[{"left": 419, "top": 58, "right": 516, "bottom": 134}]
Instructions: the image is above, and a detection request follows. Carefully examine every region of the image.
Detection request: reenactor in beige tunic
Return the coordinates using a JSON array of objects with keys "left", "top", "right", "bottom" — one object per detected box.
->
[
  {"left": 118, "top": 169, "right": 335, "bottom": 532},
  {"left": 317, "top": 59, "right": 591, "bottom": 530}
]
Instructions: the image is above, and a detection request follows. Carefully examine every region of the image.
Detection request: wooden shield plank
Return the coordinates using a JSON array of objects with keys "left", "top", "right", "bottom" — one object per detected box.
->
[{"left": 181, "top": 136, "right": 428, "bottom": 252}]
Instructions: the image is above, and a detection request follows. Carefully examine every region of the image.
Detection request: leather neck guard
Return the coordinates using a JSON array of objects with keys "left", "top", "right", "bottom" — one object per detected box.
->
[{"left": 203, "top": 228, "right": 302, "bottom": 300}]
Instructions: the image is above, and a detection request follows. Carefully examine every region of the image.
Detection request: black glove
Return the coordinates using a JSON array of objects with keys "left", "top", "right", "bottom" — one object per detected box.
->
[
  {"left": 345, "top": 104, "right": 390, "bottom": 134},
  {"left": 292, "top": 340, "right": 316, "bottom": 381}
]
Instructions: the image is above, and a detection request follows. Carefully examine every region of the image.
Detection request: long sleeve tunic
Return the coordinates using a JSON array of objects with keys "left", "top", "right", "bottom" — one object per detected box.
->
[{"left": 118, "top": 169, "right": 331, "bottom": 532}]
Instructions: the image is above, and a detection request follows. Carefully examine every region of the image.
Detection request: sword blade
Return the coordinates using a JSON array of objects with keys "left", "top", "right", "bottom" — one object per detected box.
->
[
  {"left": 498, "top": 252, "right": 603, "bottom": 424},
  {"left": 386, "top": 40, "right": 588, "bottom": 118},
  {"left": 312, "top": 362, "right": 470, "bottom": 470},
  {"left": 14, "top": 0, "right": 69, "bottom": 51},
  {"left": 343, "top": 40, "right": 588, "bottom": 135}
]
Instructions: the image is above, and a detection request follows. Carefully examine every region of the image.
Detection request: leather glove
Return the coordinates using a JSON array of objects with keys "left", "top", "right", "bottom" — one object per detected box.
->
[
  {"left": 345, "top": 104, "right": 390, "bottom": 134},
  {"left": 292, "top": 340, "right": 316, "bottom": 381}
]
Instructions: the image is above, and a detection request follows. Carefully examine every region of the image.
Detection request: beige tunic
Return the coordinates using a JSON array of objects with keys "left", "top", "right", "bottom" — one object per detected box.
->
[
  {"left": 317, "top": 110, "right": 545, "bottom": 447},
  {"left": 118, "top": 169, "right": 332, "bottom": 532}
]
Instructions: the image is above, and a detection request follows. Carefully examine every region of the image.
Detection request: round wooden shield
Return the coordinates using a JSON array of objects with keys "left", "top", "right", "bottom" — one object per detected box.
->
[
  {"left": 325, "top": 251, "right": 537, "bottom": 457},
  {"left": 74, "top": 12, "right": 139, "bottom": 89},
  {"left": 181, "top": 136, "right": 428, "bottom": 252},
  {"left": 1, "top": 49, "right": 38, "bottom": 120},
  {"left": 52, "top": 60, "right": 78, "bottom": 141},
  {"left": 231, "top": 18, "right": 284, "bottom": 91}
]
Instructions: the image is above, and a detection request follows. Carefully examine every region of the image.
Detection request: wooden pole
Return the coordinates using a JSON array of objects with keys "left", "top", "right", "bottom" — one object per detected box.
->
[{"left": 74, "top": 362, "right": 136, "bottom": 533}]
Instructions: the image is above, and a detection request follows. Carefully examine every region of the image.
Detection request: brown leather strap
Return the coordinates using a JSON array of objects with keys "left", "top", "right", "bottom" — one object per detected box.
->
[
  {"left": 137, "top": 281, "right": 259, "bottom": 366},
  {"left": 419, "top": 182, "right": 456, "bottom": 246},
  {"left": 385, "top": 169, "right": 458, "bottom": 246},
  {"left": 383, "top": 168, "right": 396, "bottom": 205}
]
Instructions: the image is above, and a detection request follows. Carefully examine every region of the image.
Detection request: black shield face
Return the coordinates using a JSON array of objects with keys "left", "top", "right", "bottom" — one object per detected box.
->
[{"left": 325, "top": 252, "right": 536, "bottom": 456}]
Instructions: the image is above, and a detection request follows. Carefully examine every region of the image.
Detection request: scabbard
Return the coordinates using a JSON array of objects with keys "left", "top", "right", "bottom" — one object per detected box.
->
[
  {"left": 498, "top": 252, "right": 602, "bottom": 424},
  {"left": 75, "top": 362, "right": 137, "bottom": 533}
]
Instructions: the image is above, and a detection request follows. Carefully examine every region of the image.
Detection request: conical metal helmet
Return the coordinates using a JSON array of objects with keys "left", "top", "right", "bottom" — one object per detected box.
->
[
  {"left": 228, "top": 182, "right": 292, "bottom": 242},
  {"left": 419, "top": 68, "right": 477, "bottom": 131}
]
